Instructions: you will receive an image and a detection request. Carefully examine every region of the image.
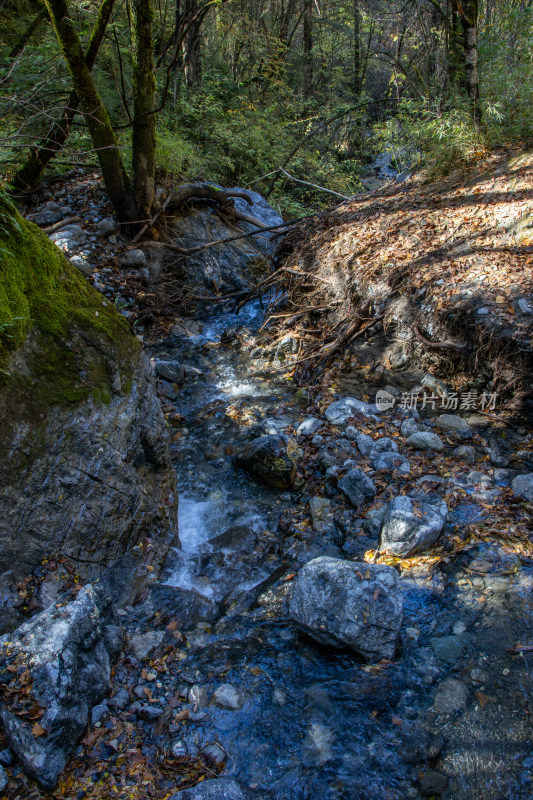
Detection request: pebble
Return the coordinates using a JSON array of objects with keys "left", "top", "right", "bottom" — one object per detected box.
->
[
  {"left": 138, "top": 705, "right": 164, "bottom": 721},
  {"left": 201, "top": 742, "right": 227, "bottom": 766},
  {"left": 108, "top": 687, "right": 130, "bottom": 711},
  {"left": 171, "top": 740, "right": 187, "bottom": 758},
  {"left": 189, "top": 684, "right": 208, "bottom": 708},
  {"left": 213, "top": 683, "right": 244, "bottom": 710}
]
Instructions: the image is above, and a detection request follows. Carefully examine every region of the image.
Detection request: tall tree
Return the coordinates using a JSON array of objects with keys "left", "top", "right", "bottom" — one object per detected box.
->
[
  {"left": 131, "top": 0, "right": 156, "bottom": 217},
  {"left": 43, "top": 0, "right": 137, "bottom": 220},
  {"left": 302, "top": 0, "right": 313, "bottom": 99},
  {"left": 451, "top": 0, "right": 482, "bottom": 127}
]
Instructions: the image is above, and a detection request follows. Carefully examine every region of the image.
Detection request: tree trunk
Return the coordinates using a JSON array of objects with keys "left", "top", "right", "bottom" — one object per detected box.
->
[
  {"left": 43, "top": 0, "right": 137, "bottom": 221},
  {"left": 183, "top": 0, "right": 202, "bottom": 89},
  {"left": 302, "top": 0, "right": 313, "bottom": 100},
  {"left": 12, "top": 0, "right": 116, "bottom": 194},
  {"left": 451, "top": 0, "right": 482, "bottom": 127},
  {"left": 353, "top": 0, "right": 362, "bottom": 97},
  {"left": 131, "top": 0, "right": 156, "bottom": 217},
  {"left": 9, "top": 7, "right": 48, "bottom": 59}
]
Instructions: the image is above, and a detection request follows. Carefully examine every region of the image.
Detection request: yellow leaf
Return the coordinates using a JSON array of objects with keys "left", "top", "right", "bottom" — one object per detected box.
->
[{"left": 32, "top": 722, "right": 46, "bottom": 737}]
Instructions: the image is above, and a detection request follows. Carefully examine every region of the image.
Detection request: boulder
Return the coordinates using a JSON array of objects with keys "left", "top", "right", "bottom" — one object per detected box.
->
[
  {"left": 288, "top": 557, "right": 403, "bottom": 661},
  {"left": 0, "top": 200, "right": 178, "bottom": 628},
  {"left": 338, "top": 468, "right": 377, "bottom": 508},
  {"left": 512, "top": 473, "right": 533, "bottom": 502},
  {"left": 0, "top": 585, "right": 122, "bottom": 789},
  {"left": 235, "top": 434, "right": 299, "bottom": 489},
  {"left": 406, "top": 431, "right": 444, "bottom": 452},
  {"left": 155, "top": 359, "right": 184, "bottom": 384},
  {"left": 380, "top": 495, "right": 448, "bottom": 557},
  {"left": 168, "top": 778, "right": 248, "bottom": 800},
  {"left": 325, "top": 397, "right": 375, "bottom": 426}
]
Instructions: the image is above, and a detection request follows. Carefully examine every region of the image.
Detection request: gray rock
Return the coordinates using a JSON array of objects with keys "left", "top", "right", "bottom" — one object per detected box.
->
[
  {"left": 138, "top": 705, "right": 164, "bottom": 721},
  {"left": 309, "top": 496, "right": 333, "bottom": 531},
  {"left": 213, "top": 683, "right": 243, "bottom": 710},
  {"left": 517, "top": 298, "right": 533, "bottom": 315},
  {"left": 436, "top": 414, "right": 471, "bottom": 436},
  {"left": 344, "top": 425, "right": 357, "bottom": 440},
  {"left": 157, "top": 378, "right": 179, "bottom": 400},
  {"left": 0, "top": 764, "right": 6, "bottom": 792},
  {"left": 235, "top": 434, "right": 298, "bottom": 489},
  {"left": 170, "top": 740, "right": 187, "bottom": 758},
  {"left": 69, "top": 254, "right": 92, "bottom": 276},
  {"left": 0, "top": 585, "right": 122, "bottom": 789},
  {"left": 406, "top": 431, "right": 444, "bottom": 452},
  {"left": 108, "top": 687, "right": 130, "bottom": 711},
  {"left": 338, "top": 468, "right": 377, "bottom": 508},
  {"left": 419, "top": 770, "right": 447, "bottom": 797},
  {"left": 189, "top": 684, "right": 208, "bottom": 709},
  {"left": 155, "top": 360, "right": 184, "bottom": 384},
  {"left": 379, "top": 495, "right": 448, "bottom": 557},
  {"left": 169, "top": 778, "right": 247, "bottom": 799},
  {"left": 355, "top": 432, "right": 374, "bottom": 456},
  {"left": 200, "top": 743, "right": 227, "bottom": 766},
  {"left": 370, "top": 437, "right": 399, "bottom": 456},
  {"left": 296, "top": 417, "right": 323, "bottom": 436},
  {"left": 0, "top": 749, "right": 12, "bottom": 767},
  {"left": 512, "top": 473, "right": 533, "bottom": 502},
  {"left": 96, "top": 217, "right": 116, "bottom": 236},
  {"left": 401, "top": 418, "right": 428, "bottom": 438},
  {"left": 311, "top": 434, "right": 324, "bottom": 447},
  {"left": 371, "top": 451, "right": 410, "bottom": 474},
  {"left": 90, "top": 702, "right": 110, "bottom": 724},
  {"left": 127, "top": 630, "right": 164, "bottom": 660},
  {"left": 430, "top": 635, "right": 466, "bottom": 663},
  {"left": 433, "top": 678, "right": 468, "bottom": 714},
  {"left": 325, "top": 397, "right": 375, "bottom": 426},
  {"left": 119, "top": 249, "right": 147, "bottom": 268},
  {"left": 288, "top": 557, "right": 403, "bottom": 661},
  {"left": 50, "top": 224, "right": 86, "bottom": 244},
  {"left": 454, "top": 445, "right": 476, "bottom": 464},
  {"left": 363, "top": 504, "right": 387, "bottom": 537}
]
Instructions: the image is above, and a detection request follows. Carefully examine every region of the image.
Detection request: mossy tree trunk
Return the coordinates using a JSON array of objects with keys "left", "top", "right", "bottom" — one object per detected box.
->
[
  {"left": 131, "top": 0, "right": 156, "bottom": 218},
  {"left": 12, "top": 0, "right": 116, "bottom": 194},
  {"left": 43, "top": 0, "right": 137, "bottom": 221}
]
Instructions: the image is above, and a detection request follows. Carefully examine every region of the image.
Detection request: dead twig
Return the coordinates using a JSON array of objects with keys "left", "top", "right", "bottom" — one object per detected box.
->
[{"left": 40, "top": 215, "right": 81, "bottom": 234}]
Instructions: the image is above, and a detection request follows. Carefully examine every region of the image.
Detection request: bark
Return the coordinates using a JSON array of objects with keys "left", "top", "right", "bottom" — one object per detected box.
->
[
  {"left": 353, "top": 0, "right": 362, "bottom": 97},
  {"left": 451, "top": 0, "right": 482, "bottom": 127},
  {"left": 43, "top": 0, "right": 137, "bottom": 221},
  {"left": 131, "top": 0, "right": 156, "bottom": 217},
  {"left": 12, "top": 0, "right": 116, "bottom": 193},
  {"left": 302, "top": 0, "right": 313, "bottom": 100},
  {"left": 182, "top": 0, "right": 202, "bottom": 89}
]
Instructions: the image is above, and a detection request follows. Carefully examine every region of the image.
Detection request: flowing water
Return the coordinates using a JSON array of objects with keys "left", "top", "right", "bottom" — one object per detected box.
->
[{"left": 146, "top": 302, "right": 533, "bottom": 800}]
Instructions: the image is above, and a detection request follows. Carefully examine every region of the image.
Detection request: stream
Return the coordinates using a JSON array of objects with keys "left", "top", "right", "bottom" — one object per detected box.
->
[{"left": 141, "top": 301, "right": 533, "bottom": 800}]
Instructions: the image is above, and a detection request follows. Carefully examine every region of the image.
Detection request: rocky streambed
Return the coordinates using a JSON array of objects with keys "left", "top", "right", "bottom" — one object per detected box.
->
[{"left": 1, "top": 184, "right": 533, "bottom": 800}]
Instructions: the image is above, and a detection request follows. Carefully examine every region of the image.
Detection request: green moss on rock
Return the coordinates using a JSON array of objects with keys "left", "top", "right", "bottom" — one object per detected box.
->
[{"left": 0, "top": 194, "right": 140, "bottom": 407}]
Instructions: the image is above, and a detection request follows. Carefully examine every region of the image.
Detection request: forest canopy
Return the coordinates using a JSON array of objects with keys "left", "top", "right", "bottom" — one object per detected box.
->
[{"left": 0, "top": 0, "right": 532, "bottom": 220}]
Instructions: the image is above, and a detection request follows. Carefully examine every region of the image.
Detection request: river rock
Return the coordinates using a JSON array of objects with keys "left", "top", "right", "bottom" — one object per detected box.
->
[
  {"left": 127, "top": 630, "right": 165, "bottom": 660},
  {"left": 406, "top": 431, "right": 444, "bottom": 452},
  {"left": 379, "top": 495, "right": 448, "bottom": 557},
  {"left": 338, "top": 468, "right": 377, "bottom": 508},
  {"left": 512, "top": 473, "right": 533, "bottom": 502},
  {"left": 119, "top": 248, "right": 147, "bottom": 268},
  {"left": 325, "top": 397, "right": 375, "bottom": 426},
  {"left": 169, "top": 777, "right": 248, "bottom": 799},
  {"left": 213, "top": 683, "right": 243, "bottom": 710},
  {"left": 309, "top": 496, "right": 333, "bottom": 531},
  {"left": 436, "top": 414, "right": 472, "bottom": 436},
  {"left": 155, "top": 359, "right": 184, "bottom": 384},
  {"left": 288, "top": 557, "right": 403, "bottom": 661},
  {"left": 0, "top": 584, "right": 123, "bottom": 789},
  {"left": 235, "top": 434, "right": 299, "bottom": 489},
  {"left": 0, "top": 205, "right": 178, "bottom": 629},
  {"left": 297, "top": 417, "right": 323, "bottom": 436},
  {"left": 433, "top": 677, "right": 468, "bottom": 714}
]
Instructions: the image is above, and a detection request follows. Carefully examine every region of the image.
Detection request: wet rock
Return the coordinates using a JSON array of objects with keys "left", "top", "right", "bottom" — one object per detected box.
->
[
  {"left": 296, "top": 417, "right": 323, "bottom": 436},
  {"left": 379, "top": 495, "right": 448, "bottom": 557},
  {"left": 406, "top": 431, "right": 444, "bottom": 452},
  {"left": 170, "top": 777, "right": 247, "bottom": 799},
  {"left": 155, "top": 360, "right": 184, "bottom": 384},
  {"left": 430, "top": 634, "right": 467, "bottom": 663},
  {"left": 120, "top": 248, "right": 147, "bottom": 268},
  {"left": 213, "top": 683, "right": 243, "bottom": 710},
  {"left": 454, "top": 444, "right": 476, "bottom": 464},
  {"left": 309, "top": 496, "right": 333, "bottom": 532},
  {"left": 149, "top": 584, "right": 220, "bottom": 629},
  {"left": 157, "top": 379, "right": 180, "bottom": 400},
  {"left": 512, "top": 473, "right": 533, "bottom": 502},
  {"left": 200, "top": 743, "right": 227, "bottom": 766},
  {"left": 433, "top": 677, "right": 468, "bottom": 714},
  {"left": 419, "top": 770, "right": 447, "bottom": 797},
  {"left": 189, "top": 685, "right": 208, "bottom": 708},
  {"left": 0, "top": 585, "right": 122, "bottom": 789},
  {"left": 288, "top": 557, "right": 402, "bottom": 661},
  {"left": 436, "top": 414, "right": 471, "bottom": 437},
  {"left": 235, "top": 434, "right": 298, "bottom": 489},
  {"left": 127, "top": 630, "right": 164, "bottom": 660},
  {"left": 325, "top": 397, "right": 375, "bottom": 426},
  {"left": 338, "top": 468, "right": 377, "bottom": 508}
]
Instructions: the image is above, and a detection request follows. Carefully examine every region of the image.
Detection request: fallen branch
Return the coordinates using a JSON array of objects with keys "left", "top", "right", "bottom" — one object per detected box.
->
[
  {"left": 166, "top": 183, "right": 255, "bottom": 211},
  {"left": 279, "top": 167, "right": 354, "bottom": 201},
  {"left": 41, "top": 215, "right": 81, "bottom": 234},
  {"left": 412, "top": 325, "right": 469, "bottom": 353},
  {"left": 131, "top": 194, "right": 173, "bottom": 244}
]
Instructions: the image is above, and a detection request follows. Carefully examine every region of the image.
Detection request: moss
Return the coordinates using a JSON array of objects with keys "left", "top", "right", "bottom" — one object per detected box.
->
[{"left": 0, "top": 194, "right": 141, "bottom": 408}]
